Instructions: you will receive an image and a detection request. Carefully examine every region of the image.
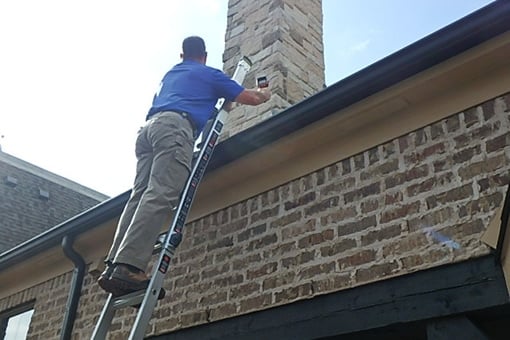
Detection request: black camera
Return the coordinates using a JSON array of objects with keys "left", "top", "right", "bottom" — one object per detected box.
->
[{"left": 257, "top": 76, "right": 269, "bottom": 88}]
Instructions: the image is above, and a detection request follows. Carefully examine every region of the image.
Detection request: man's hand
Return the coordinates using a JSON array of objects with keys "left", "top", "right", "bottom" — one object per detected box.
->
[
  {"left": 257, "top": 87, "right": 271, "bottom": 102},
  {"left": 234, "top": 87, "right": 271, "bottom": 106}
]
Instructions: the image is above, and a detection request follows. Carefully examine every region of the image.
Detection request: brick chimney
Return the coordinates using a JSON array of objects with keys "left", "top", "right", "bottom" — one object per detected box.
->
[{"left": 222, "top": 0, "right": 325, "bottom": 138}]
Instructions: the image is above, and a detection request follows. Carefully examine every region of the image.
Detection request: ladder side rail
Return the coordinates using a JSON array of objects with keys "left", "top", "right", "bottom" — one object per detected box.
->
[{"left": 90, "top": 295, "right": 116, "bottom": 340}]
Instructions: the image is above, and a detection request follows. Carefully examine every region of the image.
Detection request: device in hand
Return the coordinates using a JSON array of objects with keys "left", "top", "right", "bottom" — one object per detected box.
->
[{"left": 257, "top": 76, "right": 269, "bottom": 88}]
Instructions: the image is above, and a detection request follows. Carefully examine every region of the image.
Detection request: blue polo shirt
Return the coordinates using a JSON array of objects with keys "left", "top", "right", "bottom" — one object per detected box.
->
[{"left": 147, "top": 60, "right": 244, "bottom": 133}]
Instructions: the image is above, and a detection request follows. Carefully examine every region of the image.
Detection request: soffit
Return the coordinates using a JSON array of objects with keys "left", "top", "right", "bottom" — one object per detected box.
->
[{"left": 0, "top": 219, "right": 116, "bottom": 299}]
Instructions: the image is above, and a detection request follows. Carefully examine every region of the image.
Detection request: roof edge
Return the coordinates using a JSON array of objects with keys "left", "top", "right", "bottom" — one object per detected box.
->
[
  {"left": 0, "top": 150, "right": 109, "bottom": 201},
  {"left": 0, "top": 191, "right": 129, "bottom": 270}
]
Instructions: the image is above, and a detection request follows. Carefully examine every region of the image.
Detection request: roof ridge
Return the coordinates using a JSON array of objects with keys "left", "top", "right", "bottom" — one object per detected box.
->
[{"left": 0, "top": 150, "right": 109, "bottom": 201}]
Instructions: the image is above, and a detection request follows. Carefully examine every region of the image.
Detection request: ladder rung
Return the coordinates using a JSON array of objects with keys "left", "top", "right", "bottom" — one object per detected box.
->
[
  {"left": 112, "top": 290, "right": 145, "bottom": 310},
  {"left": 152, "top": 233, "right": 167, "bottom": 254}
]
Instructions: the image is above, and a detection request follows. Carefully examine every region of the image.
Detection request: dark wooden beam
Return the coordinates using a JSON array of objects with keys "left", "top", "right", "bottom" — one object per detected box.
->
[
  {"left": 151, "top": 256, "right": 509, "bottom": 340},
  {"left": 427, "top": 316, "right": 489, "bottom": 340},
  {"left": 0, "top": 318, "right": 7, "bottom": 340}
]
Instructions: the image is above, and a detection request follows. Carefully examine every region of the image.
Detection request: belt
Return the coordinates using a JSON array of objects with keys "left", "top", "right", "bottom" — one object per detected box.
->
[{"left": 148, "top": 111, "right": 198, "bottom": 138}]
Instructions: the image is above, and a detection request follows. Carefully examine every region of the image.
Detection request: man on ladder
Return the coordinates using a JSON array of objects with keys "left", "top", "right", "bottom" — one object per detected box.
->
[{"left": 98, "top": 36, "right": 271, "bottom": 297}]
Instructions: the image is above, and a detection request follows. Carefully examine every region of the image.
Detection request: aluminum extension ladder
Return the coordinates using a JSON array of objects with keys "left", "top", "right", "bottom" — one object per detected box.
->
[{"left": 91, "top": 56, "right": 252, "bottom": 340}]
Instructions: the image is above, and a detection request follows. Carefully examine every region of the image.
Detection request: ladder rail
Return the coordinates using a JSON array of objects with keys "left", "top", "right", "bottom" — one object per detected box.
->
[{"left": 91, "top": 295, "right": 116, "bottom": 339}]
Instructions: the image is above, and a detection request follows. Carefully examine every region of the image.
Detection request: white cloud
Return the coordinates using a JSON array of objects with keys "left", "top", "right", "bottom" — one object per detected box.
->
[{"left": 350, "top": 39, "right": 371, "bottom": 52}]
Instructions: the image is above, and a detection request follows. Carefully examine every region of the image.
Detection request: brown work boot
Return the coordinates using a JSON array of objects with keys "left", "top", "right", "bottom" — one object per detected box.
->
[
  {"left": 98, "top": 263, "right": 166, "bottom": 301},
  {"left": 97, "top": 262, "right": 127, "bottom": 296},
  {"left": 108, "top": 264, "right": 149, "bottom": 292}
]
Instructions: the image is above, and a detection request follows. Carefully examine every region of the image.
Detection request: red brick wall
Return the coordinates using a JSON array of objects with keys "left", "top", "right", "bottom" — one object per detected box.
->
[
  {"left": 2, "top": 93, "right": 509, "bottom": 339},
  {"left": 0, "top": 272, "right": 72, "bottom": 339},
  {"left": 104, "top": 93, "right": 509, "bottom": 338}
]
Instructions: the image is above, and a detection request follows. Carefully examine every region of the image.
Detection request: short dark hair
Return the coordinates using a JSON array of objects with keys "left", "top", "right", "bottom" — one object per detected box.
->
[{"left": 182, "top": 36, "right": 206, "bottom": 59}]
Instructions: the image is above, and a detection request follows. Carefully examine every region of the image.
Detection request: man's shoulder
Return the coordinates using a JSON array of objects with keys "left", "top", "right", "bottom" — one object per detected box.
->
[
  {"left": 201, "top": 64, "right": 225, "bottom": 75},
  {"left": 179, "top": 62, "right": 223, "bottom": 76},
  {"left": 171, "top": 61, "right": 234, "bottom": 85},
  {"left": 199, "top": 65, "right": 232, "bottom": 84}
]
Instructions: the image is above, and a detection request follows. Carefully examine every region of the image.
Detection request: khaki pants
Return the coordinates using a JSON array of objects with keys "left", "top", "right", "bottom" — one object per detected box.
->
[{"left": 107, "top": 111, "right": 194, "bottom": 271}]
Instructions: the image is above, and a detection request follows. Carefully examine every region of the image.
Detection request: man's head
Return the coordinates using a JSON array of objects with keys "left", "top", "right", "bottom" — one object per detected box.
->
[{"left": 181, "top": 36, "right": 207, "bottom": 63}]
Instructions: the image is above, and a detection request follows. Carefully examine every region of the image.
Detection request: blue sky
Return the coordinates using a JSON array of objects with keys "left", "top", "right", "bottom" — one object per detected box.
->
[
  {"left": 0, "top": 0, "right": 494, "bottom": 196},
  {"left": 322, "top": 0, "right": 494, "bottom": 84}
]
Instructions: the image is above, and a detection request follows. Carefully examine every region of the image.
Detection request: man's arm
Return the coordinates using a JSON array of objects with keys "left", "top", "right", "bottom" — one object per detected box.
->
[{"left": 234, "top": 87, "right": 271, "bottom": 106}]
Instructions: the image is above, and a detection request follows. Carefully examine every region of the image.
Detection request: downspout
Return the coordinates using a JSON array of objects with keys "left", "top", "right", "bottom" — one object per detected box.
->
[{"left": 61, "top": 235, "right": 86, "bottom": 340}]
